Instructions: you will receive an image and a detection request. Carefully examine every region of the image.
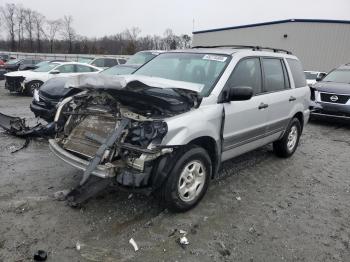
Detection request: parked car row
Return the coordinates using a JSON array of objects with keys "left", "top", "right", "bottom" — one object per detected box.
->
[{"left": 2, "top": 51, "right": 162, "bottom": 95}]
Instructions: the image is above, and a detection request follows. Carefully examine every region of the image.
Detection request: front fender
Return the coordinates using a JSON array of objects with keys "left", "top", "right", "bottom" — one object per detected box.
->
[{"left": 162, "top": 104, "right": 223, "bottom": 146}]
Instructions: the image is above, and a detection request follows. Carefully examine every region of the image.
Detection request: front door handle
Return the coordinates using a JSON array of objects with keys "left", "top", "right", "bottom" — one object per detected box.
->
[
  {"left": 258, "top": 103, "right": 269, "bottom": 110},
  {"left": 289, "top": 96, "right": 296, "bottom": 102}
]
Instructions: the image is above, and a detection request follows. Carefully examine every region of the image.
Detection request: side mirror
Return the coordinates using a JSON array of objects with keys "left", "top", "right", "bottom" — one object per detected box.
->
[
  {"left": 316, "top": 73, "right": 326, "bottom": 82},
  {"left": 225, "top": 86, "right": 253, "bottom": 102},
  {"left": 50, "top": 70, "right": 60, "bottom": 75}
]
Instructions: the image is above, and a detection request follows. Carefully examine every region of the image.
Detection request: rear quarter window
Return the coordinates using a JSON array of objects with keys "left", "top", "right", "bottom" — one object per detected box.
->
[{"left": 287, "top": 59, "right": 307, "bottom": 88}]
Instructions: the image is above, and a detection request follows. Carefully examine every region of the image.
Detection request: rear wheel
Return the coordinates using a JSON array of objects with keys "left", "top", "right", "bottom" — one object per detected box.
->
[
  {"left": 26, "top": 80, "right": 43, "bottom": 96},
  {"left": 273, "top": 118, "right": 301, "bottom": 158},
  {"left": 157, "top": 145, "right": 211, "bottom": 212}
]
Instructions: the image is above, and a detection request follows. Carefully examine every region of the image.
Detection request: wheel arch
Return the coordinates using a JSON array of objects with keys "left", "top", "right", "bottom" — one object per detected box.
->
[
  {"left": 187, "top": 136, "right": 220, "bottom": 179},
  {"left": 293, "top": 111, "right": 304, "bottom": 132}
]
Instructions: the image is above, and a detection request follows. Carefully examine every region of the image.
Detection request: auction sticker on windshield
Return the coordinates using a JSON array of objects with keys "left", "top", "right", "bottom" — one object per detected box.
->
[{"left": 203, "top": 54, "right": 227, "bottom": 62}]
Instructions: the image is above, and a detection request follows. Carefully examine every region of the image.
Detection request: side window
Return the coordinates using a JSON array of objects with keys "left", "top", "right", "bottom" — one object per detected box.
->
[
  {"left": 286, "top": 58, "right": 307, "bottom": 88},
  {"left": 262, "top": 58, "right": 286, "bottom": 92},
  {"left": 91, "top": 59, "right": 105, "bottom": 68},
  {"left": 57, "top": 64, "right": 75, "bottom": 73},
  {"left": 105, "top": 59, "right": 118, "bottom": 67},
  {"left": 225, "top": 58, "right": 262, "bottom": 95},
  {"left": 76, "top": 65, "right": 94, "bottom": 72}
]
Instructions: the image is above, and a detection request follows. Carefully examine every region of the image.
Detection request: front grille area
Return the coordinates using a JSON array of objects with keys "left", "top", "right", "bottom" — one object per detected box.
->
[
  {"left": 62, "top": 114, "right": 117, "bottom": 159},
  {"left": 320, "top": 93, "right": 350, "bottom": 104},
  {"left": 5, "top": 76, "right": 25, "bottom": 92}
]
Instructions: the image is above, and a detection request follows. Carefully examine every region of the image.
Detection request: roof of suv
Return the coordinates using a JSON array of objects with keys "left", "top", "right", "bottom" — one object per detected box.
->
[
  {"left": 167, "top": 46, "right": 297, "bottom": 59},
  {"left": 337, "top": 64, "right": 350, "bottom": 70}
]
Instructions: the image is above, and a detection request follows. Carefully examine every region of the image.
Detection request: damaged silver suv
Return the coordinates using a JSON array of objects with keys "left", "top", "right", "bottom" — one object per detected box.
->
[{"left": 49, "top": 46, "right": 310, "bottom": 211}]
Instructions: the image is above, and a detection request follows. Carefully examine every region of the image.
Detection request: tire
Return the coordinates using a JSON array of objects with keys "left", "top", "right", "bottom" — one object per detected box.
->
[
  {"left": 273, "top": 118, "right": 302, "bottom": 158},
  {"left": 157, "top": 145, "right": 212, "bottom": 212},
  {"left": 26, "top": 80, "right": 43, "bottom": 96}
]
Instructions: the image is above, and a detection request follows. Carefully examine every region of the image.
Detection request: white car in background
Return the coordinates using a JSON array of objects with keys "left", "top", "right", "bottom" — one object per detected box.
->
[
  {"left": 4, "top": 62, "right": 101, "bottom": 95},
  {"left": 304, "top": 71, "right": 327, "bottom": 86}
]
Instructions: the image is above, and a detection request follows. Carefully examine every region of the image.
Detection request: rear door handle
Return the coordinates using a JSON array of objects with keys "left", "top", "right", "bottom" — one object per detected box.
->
[
  {"left": 258, "top": 103, "right": 269, "bottom": 110},
  {"left": 289, "top": 96, "right": 296, "bottom": 102}
]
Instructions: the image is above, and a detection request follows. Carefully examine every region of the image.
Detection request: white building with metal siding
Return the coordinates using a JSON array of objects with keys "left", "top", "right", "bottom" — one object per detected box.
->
[{"left": 192, "top": 19, "right": 350, "bottom": 72}]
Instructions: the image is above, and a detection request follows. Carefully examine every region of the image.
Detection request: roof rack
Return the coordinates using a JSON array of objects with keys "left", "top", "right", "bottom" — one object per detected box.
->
[{"left": 191, "top": 45, "right": 292, "bottom": 54}]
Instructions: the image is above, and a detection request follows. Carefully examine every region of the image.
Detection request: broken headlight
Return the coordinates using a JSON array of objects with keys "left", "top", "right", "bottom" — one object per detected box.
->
[{"left": 127, "top": 121, "right": 168, "bottom": 147}]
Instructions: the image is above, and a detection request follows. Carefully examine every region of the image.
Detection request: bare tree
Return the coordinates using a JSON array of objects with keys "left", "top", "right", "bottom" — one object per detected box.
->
[
  {"left": 164, "top": 28, "right": 178, "bottom": 50},
  {"left": 0, "top": 3, "right": 17, "bottom": 51},
  {"left": 181, "top": 34, "right": 191, "bottom": 48},
  {"left": 16, "top": 5, "right": 25, "bottom": 51},
  {"left": 122, "top": 27, "right": 141, "bottom": 54},
  {"left": 23, "top": 8, "right": 35, "bottom": 51},
  {"left": 46, "top": 19, "right": 62, "bottom": 53},
  {"left": 61, "top": 15, "right": 76, "bottom": 53},
  {"left": 33, "top": 11, "right": 45, "bottom": 52}
]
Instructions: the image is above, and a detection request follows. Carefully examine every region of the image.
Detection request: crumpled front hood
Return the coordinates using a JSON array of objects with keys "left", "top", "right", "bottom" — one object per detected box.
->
[
  {"left": 64, "top": 74, "right": 204, "bottom": 94},
  {"left": 65, "top": 74, "right": 202, "bottom": 116},
  {"left": 40, "top": 77, "right": 79, "bottom": 100},
  {"left": 313, "top": 81, "right": 350, "bottom": 95}
]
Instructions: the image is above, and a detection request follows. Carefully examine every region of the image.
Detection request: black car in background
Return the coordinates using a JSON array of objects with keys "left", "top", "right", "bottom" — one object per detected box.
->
[
  {"left": 30, "top": 64, "right": 139, "bottom": 122},
  {"left": 310, "top": 63, "right": 350, "bottom": 119},
  {"left": 0, "top": 58, "right": 42, "bottom": 80}
]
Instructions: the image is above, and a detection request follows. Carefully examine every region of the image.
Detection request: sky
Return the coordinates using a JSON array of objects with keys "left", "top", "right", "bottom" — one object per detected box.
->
[{"left": 1, "top": 0, "right": 350, "bottom": 37}]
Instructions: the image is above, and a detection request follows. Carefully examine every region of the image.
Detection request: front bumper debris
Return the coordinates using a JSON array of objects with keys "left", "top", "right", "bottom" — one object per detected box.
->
[
  {"left": 49, "top": 138, "right": 117, "bottom": 179},
  {"left": 310, "top": 101, "right": 350, "bottom": 120},
  {"left": 5, "top": 76, "right": 25, "bottom": 92},
  {"left": 0, "top": 112, "right": 55, "bottom": 137}
]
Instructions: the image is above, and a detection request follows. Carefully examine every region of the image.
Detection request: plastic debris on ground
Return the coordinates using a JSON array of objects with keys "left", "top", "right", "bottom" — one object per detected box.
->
[
  {"left": 33, "top": 250, "right": 47, "bottom": 261},
  {"left": 129, "top": 238, "right": 139, "bottom": 251}
]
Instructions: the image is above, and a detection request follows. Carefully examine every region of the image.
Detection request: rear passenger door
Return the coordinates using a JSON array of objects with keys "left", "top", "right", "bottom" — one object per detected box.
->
[
  {"left": 261, "top": 57, "right": 294, "bottom": 138},
  {"left": 222, "top": 57, "right": 270, "bottom": 160}
]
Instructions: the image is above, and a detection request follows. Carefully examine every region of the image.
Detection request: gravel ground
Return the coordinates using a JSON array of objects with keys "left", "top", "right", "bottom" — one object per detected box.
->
[{"left": 0, "top": 80, "right": 350, "bottom": 262}]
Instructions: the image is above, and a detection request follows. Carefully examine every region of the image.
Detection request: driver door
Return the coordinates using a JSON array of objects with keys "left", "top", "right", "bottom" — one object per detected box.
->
[{"left": 222, "top": 57, "right": 270, "bottom": 161}]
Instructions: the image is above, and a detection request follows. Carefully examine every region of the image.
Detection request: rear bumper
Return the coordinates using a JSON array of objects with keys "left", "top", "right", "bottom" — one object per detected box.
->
[{"left": 49, "top": 139, "right": 116, "bottom": 178}]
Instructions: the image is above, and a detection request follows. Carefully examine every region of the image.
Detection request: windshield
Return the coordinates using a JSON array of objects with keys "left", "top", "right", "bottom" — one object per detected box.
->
[
  {"left": 322, "top": 70, "right": 350, "bottom": 84},
  {"left": 100, "top": 65, "right": 137, "bottom": 76},
  {"left": 126, "top": 52, "right": 156, "bottom": 65},
  {"left": 304, "top": 72, "right": 318, "bottom": 80},
  {"left": 134, "top": 53, "right": 230, "bottom": 96},
  {"left": 33, "top": 63, "right": 58, "bottom": 72}
]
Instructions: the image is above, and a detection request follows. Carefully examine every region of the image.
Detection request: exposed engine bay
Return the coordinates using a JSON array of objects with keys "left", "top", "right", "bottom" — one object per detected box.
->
[
  {"left": 52, "top": 78, "right": 201, "bottom": 189},
  {"left": 56, "top": 92, "right": 169, "bottom": 173}
]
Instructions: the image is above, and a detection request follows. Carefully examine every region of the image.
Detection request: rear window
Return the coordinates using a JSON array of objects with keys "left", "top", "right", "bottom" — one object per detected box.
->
[{"left": 287, "top": 59, "right": 306, "bottom": 88}]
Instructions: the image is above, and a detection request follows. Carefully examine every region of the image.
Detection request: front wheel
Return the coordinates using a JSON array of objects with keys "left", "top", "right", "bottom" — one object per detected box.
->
[
  {"left": 26, "top": 80, "right": 43, "bottom": 96},
  {"left": 273, "top": 118, "right": 302, "bottom": 158},
  {"left": 157, "top": 145, "right": 211, "bottom": 212}
]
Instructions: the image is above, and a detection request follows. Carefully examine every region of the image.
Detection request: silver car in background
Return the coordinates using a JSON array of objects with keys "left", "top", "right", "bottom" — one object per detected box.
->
[{"left": 49, "top": 46, "right": 310, "bottom": 211}]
